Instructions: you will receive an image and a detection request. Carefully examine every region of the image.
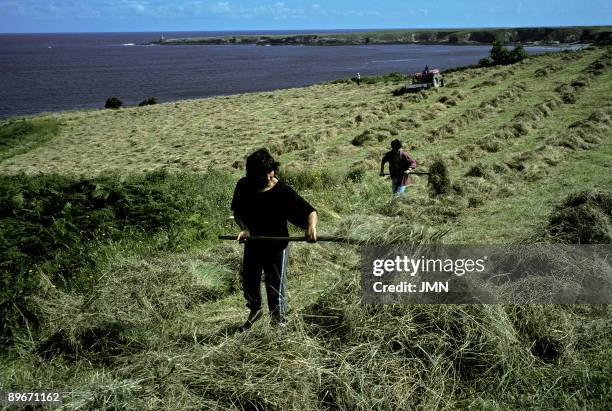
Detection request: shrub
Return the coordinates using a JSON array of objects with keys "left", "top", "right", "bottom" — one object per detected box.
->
[
  {"left": 488, "top": 41, "right": 528, "bottom": 66},
  {"left": 509, "top": 44, "right": 528, "bottom": 63},
  {"left": 0, "top": 170, "right": 234, "bottom": 345},
  {"left": 105, "top": 97, "right": 122, "bottom": 109},
  {"left": 478, "top": 58, "right": 492, "bottom": 67},
  {"left": 490, "top": 41, "right": 511, "bottom": 65},
  {"left": 138, "top": 97, "right": 159, "bottom": 107}
]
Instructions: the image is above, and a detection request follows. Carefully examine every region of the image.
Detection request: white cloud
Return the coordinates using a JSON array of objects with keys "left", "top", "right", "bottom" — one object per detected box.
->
[{"left": 0, "top": 0, "right": 391, "bottom": 23}]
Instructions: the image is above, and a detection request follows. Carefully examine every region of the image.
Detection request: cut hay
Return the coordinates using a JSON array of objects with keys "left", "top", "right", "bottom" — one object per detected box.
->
[
  {"left": 458, "top": 144, "right": 484, "bottom": 161},
  {"left": 545, "top": 190, "right": 612, "bottom": 244},
  {"left": 477, "top": 138, "right": 502, "bottom": 153},
  {"left": 465, "top": 163, "right": 493, "bottom": 179},
  {"left": 351, "top": 129, "right": 374, "bottom": 146},
  {"left": 438, "top": 95, "right": 458, "bottom": 107},
  {"left": 428, "top": 159, "right": 450, "bottom": 196}
]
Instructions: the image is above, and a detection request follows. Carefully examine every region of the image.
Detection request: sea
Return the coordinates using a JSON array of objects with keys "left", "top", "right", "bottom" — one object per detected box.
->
[{"left": 0, "top": 31, "right": 574, "bottom": 119}]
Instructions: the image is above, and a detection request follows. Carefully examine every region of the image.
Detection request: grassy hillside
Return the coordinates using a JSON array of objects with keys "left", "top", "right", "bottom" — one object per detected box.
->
[{"left": 0, "top": 47, "right": 611, "bottom": 409}]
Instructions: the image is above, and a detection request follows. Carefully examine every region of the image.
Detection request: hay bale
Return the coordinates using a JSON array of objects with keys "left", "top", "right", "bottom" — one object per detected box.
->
[{"left": 546, "top": 190, "right": 612, "bottom": 244}]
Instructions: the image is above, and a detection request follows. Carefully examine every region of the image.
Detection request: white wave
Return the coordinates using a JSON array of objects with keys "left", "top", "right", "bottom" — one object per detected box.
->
[{"left": 123, "top": 43, "right": 136, "bottom": 46}]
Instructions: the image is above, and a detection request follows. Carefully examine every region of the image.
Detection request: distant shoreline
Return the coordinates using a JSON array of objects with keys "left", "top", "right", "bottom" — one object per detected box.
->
[{"left": 150, "top": 26, "right": 612, "bottom": 47}]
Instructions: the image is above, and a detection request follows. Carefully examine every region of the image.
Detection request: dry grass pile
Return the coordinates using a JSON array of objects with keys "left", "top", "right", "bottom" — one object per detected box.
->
[
  {"left": 534, "top": 64, "right": 562, "bottom": 78},
  {"left": 333, "top": 214, "right": 449, "bottom": 245},
  {"left": 33, "top": 246, "right": 241, "bottom": 365},
  {"left": 480, "top": 82, "right": 528, "bottom": 109},
  {"left": 476, "top": 96, "right": 562, "bottom": 148},
  {"left": 546, "top": 106, "right": 611, "bottom": 150},
  {"left": 385, "top": 193, "right": 469, "bottom": 224},
  {"left": 555, "top": 83, "right": 578, "bottom": 104},
  {"left": 514, "top": 97, "right": 561, "bottom": 123},
  {"left": 301, "top": 281, "right": 600, "bottom": 409},
  {"left": 504, "top": 105, "right": 610, "bottom": 183},
  {"left": 472, "top": 78, "right": 500, "bottom": 88},
  {"left": 438, "top": 95, "right": 458, "bottom": 107},
  {"left": 555, "top": 75, "right": 592, "bottom": 104},
  {"left": 476, "top": 137, "right": 502, "bottom": 153},
  {"left": 584, "top": 49, "right": 612, "bottom": 76},
  {"left": 492, "top": 121, "right": 532, "bottom": 140},
  {"left": 545, "top": 190, "right": 612, "bottom": 244},
  {"left": 430, "top": 83, "right": 527, "bottom": 140},
  {"left": 351, "top": 129, "right": 376, "bottom": 146},
  {"left": 426, "top": 159, "right": 451, "bottom": 196},
  {"left": 504, "top": 147, "right": 563, "bottom": 182},
  {"left": 458, "top": 143, "right": 484, "bottom": 160},
  {"left": 392, "top": 115, "right": 423, "bottom": 131},
  {"left": 465, "top": 162, "right": 494, "bottom": 179}
]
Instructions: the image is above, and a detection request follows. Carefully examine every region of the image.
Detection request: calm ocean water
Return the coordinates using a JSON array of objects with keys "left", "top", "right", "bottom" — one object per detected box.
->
[{"left": 0, "top": 31, "right": 568, "bottom": 119}]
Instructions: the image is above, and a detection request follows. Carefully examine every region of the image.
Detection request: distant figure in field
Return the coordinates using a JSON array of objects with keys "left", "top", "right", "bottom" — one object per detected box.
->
[
  {"left": 231, "top": 148, "right": 318, "bottom": 331},
  {"left": 423, "top": 65, "right": 430, "bottom": 74},
  {"left": 357, "top": 72, "right": 361, "bottom": 85},
  {"left": 380, "top": 139, "right": 417, "bottom": 195}
]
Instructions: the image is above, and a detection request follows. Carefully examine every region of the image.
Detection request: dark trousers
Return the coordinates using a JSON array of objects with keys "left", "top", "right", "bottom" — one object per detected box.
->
[{"left": 241, "top": 244, "right": 289, "bottom": 317}]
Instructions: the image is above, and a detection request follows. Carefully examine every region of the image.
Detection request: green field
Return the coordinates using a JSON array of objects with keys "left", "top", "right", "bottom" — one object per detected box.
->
[{"left": 1, "top": 46, "right": 611, "bottom": 409}]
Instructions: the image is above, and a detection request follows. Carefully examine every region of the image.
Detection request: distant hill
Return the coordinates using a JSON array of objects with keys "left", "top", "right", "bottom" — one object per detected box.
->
[{"left": 152, "top": 26, "right": 612, "bottom": 46}]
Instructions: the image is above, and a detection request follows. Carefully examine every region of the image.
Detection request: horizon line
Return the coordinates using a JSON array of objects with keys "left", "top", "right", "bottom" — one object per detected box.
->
[{"left": 1, "top": 24, "right": 611, "bottom": 35}]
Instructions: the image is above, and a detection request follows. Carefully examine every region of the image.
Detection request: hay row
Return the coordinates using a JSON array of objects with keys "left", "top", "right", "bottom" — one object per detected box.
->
[
  {"left": 429, "top": 83, "right": 528, "bottom": 140},
  {"left": 534, "top": 64, "right": 563, "bottom": 78},
  {"left": 551, "top": 49, "right": 612, "bottom": 107},
  {"left": 503, "top": 106, "right": 611, "bottom": 182},
  {"left": 583, "top": 48, "right": 612, "bottom": 76},
  {"left": 474, "top": 96, "right": 562, "bottom": 152},
  {"left": 456, "top": 105, "right": 608, "bottom": 202}
]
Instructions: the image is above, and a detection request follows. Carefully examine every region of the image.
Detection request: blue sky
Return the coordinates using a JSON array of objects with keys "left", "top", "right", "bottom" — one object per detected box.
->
[{"left": 0, "top": 1, "right": 610, "bottom": 33}]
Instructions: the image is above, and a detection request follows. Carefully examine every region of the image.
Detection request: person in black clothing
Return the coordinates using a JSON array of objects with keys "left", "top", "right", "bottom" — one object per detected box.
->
[{"left": 231, "top": 148, "right": 317, "bottom": 330}]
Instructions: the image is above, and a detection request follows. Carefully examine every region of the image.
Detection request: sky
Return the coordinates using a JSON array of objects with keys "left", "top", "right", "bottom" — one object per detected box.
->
[{"left": 0, "top": 0, "right": 610, "bottom": 33}]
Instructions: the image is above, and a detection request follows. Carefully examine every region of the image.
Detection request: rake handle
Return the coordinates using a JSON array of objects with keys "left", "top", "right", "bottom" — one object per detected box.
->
[
  {"left": 382, "top": 172, "right": 430, "bottom": 176},
  {"left": 218, "top": 235, "right": 362, "bottom": 245}
]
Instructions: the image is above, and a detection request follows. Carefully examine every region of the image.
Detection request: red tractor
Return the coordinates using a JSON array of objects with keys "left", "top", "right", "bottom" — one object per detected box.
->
[{"left": 395, "top": 68, "right": 445, "bottom": 94}]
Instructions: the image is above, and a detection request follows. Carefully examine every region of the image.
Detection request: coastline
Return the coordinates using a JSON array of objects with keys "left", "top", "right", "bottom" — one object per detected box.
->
[{"left": 150, "top": 26, "right": 612, "bottom": 46}]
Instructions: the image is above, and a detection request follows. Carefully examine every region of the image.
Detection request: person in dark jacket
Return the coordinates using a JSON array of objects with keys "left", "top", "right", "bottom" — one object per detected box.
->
[
  {"left": 380, "top": 139, "right": 417, "bottom": 195},
  {"left": 231, "top": 148, "right": 318, "bottom": 330}
]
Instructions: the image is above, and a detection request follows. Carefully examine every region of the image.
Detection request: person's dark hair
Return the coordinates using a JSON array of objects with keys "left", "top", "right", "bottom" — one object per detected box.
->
[
  {"left": 246, "top": 148, "right": 280, "bottom": 180},
  {"left": 391, "top": 139, "right": 402, "bottom": 150}
]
